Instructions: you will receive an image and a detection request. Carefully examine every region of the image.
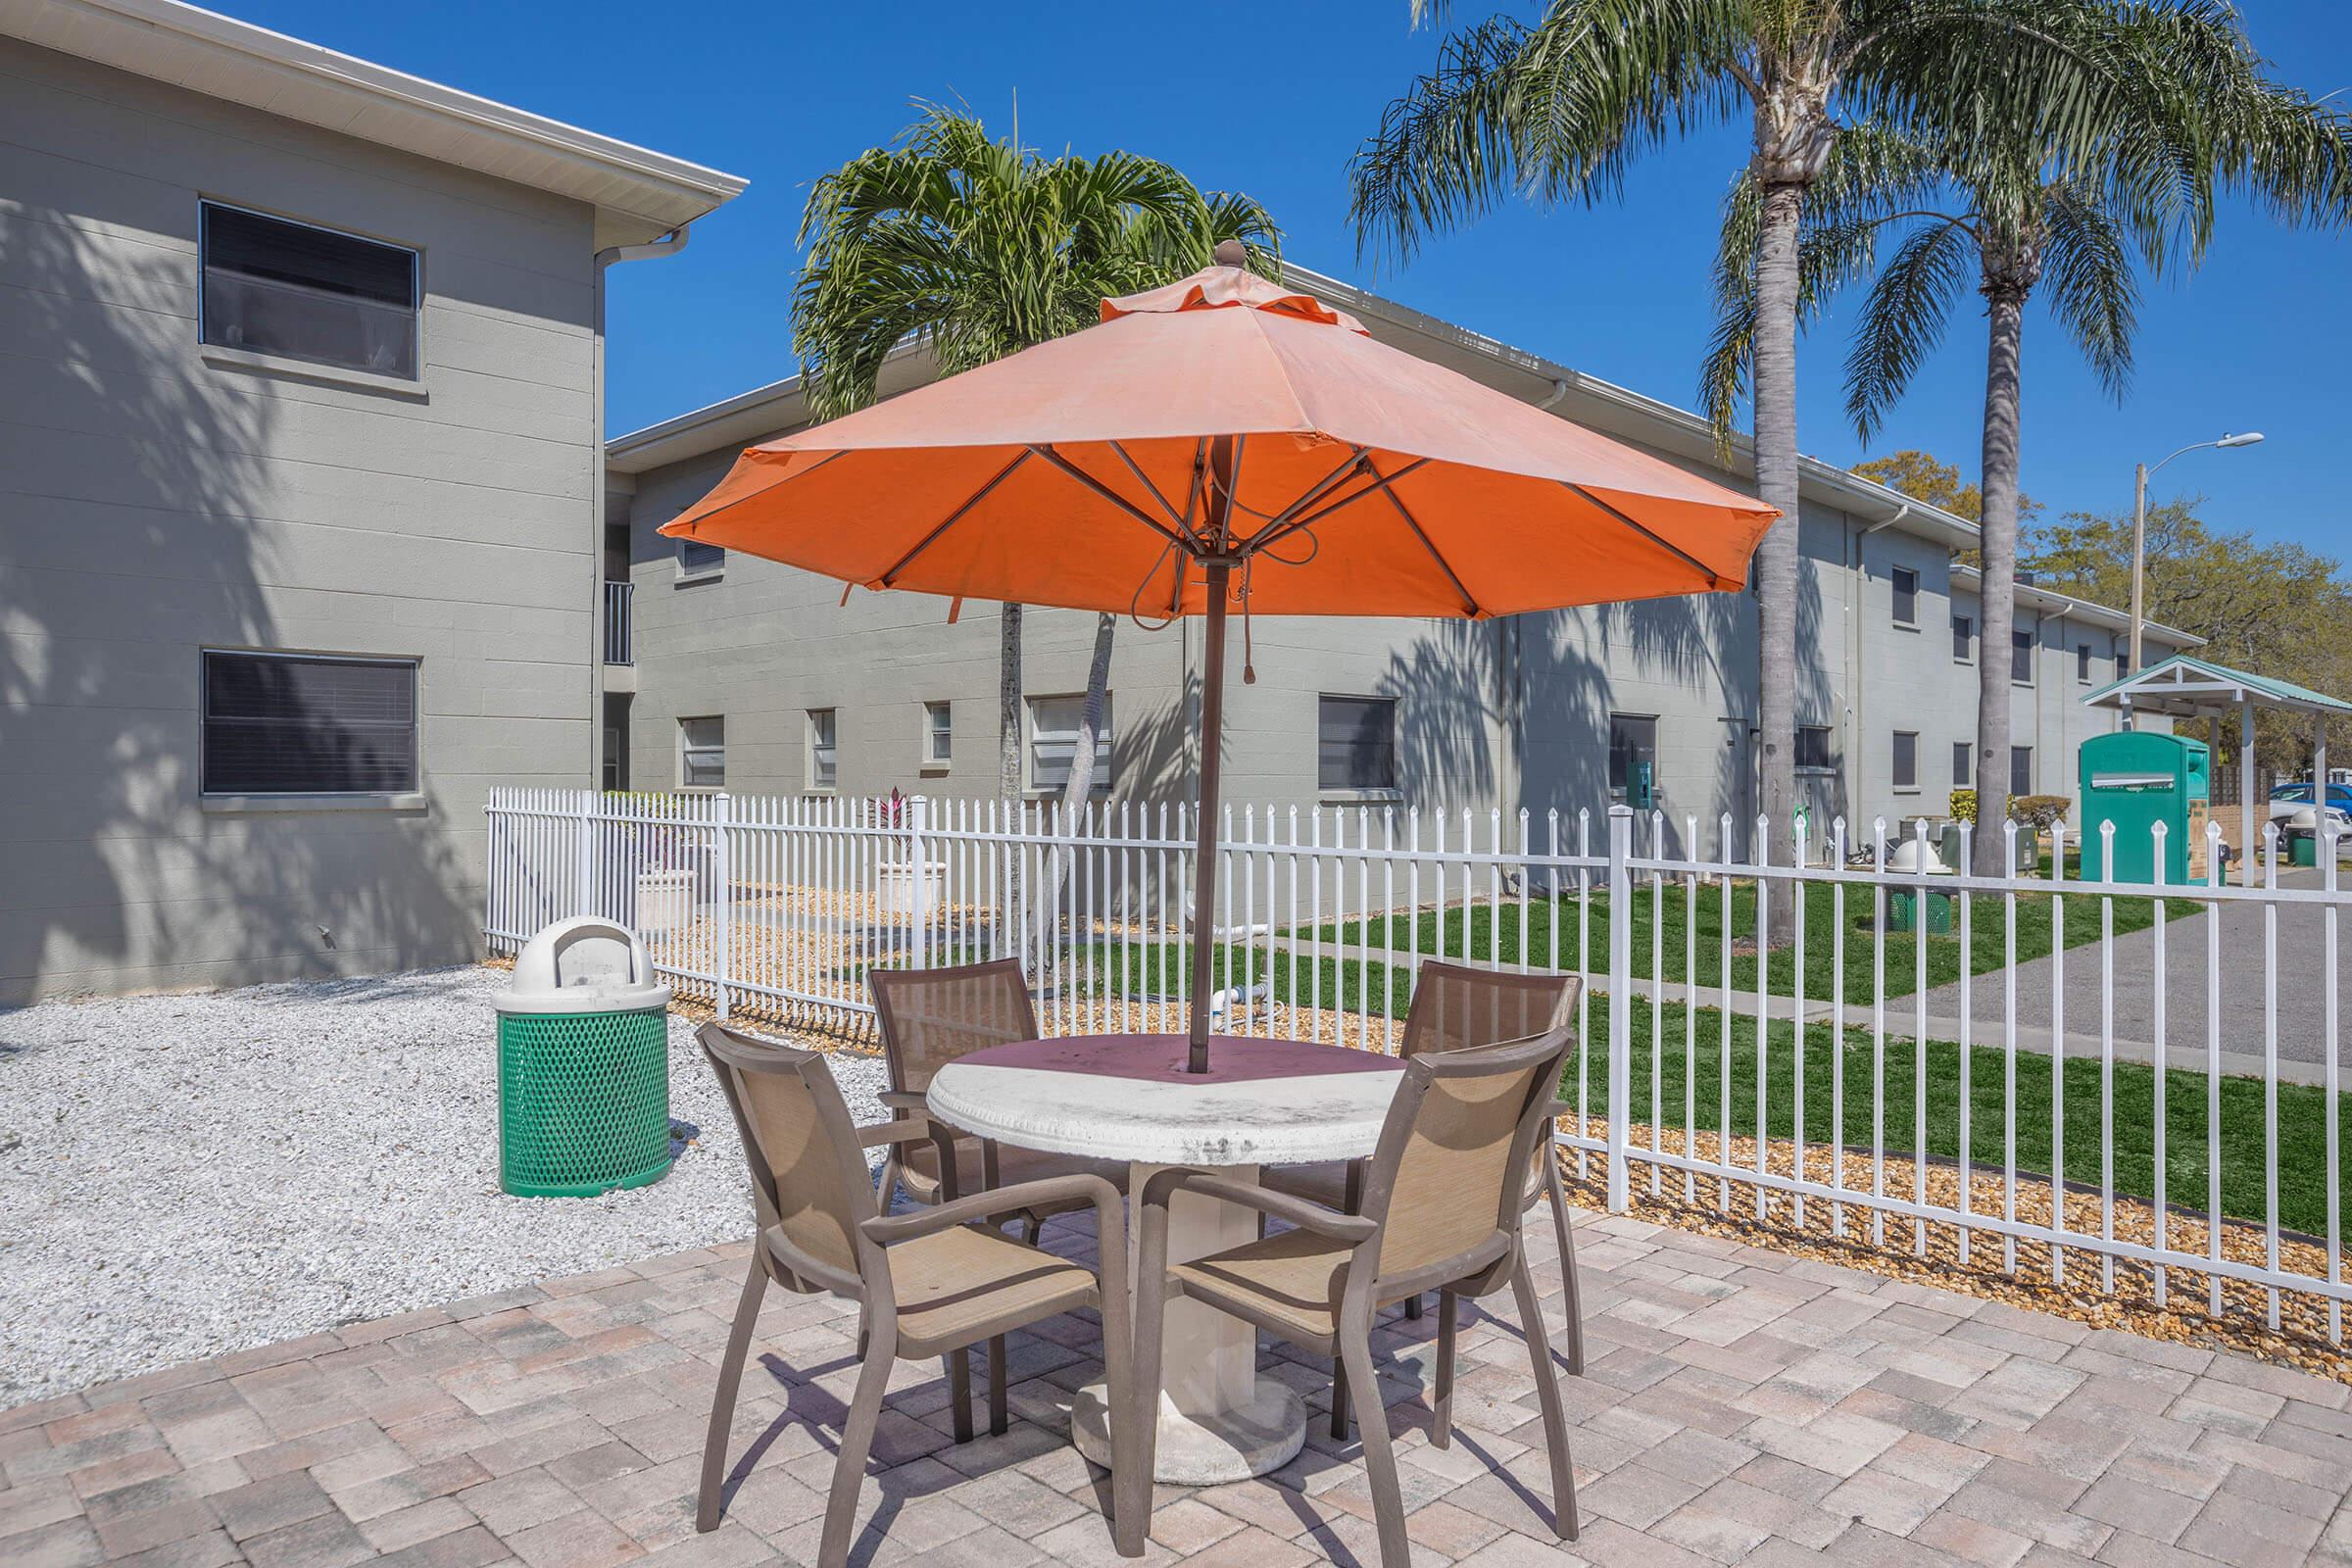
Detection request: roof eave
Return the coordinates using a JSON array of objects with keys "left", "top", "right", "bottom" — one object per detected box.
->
[{"left": 3, "top": 0, "right": 748, "bottom": 233}]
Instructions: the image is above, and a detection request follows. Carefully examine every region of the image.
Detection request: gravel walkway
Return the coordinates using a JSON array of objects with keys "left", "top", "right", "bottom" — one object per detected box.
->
[{"left": 0, "top": 965, "right": 884, "bottom": 1405}]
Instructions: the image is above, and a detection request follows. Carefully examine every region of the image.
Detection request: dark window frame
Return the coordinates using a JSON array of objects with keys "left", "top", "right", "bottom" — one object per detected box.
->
[
  {"left": 1794, "top": 724, "right": 1835, "bottom": 772},
  {"left": 1891, "top": 729, "right": 1920, "bottom": 792},
  {"left": 2077, "top": 643, "right": 2093, "bottom": 683},
  {"left": 1952, "top": 740, "right": 1973, "bottom": 788},
  {"left": 1890, "top": 565, "right": 1920, "bottom": 628},
  {"left": 1317, "top": 694, "right": 1399, "bottom": 793},
  {"left": 1951, "top": 612, "right": 1974, "bottom": 663},
  {"left": 2012, "top": 628, "right": 2036, "bottom": 686},
  {"left": 1607, "top": 712, "right": 1660, "bottom": 797},
  {"left": 199, "top": 650, "right": 418, "bottom": 797},
  {"left": 198, "top": 200, "right": 420, "bottom": 379},
  {"left": 676, "top": 538, "right": 725, "bottom": 581},
  {"left": 2011, "top": 745, "right": 2034, "bottom": 798}
]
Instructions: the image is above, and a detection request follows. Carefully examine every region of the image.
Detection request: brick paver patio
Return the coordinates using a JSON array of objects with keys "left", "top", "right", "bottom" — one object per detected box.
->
[{"left": 6, "top": 1207, "right": 2350, "bottom": 1568}]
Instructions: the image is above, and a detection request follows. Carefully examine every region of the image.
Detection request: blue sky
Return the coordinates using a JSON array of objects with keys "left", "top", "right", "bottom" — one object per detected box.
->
[{"left": 233, "top": 0, "right": 2352, "bottom": 555}]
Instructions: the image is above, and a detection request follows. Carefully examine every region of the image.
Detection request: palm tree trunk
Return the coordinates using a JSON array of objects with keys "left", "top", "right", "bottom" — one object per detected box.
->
[
  {"left": 1973, "top": 291, "right": 2025, "bottom": 875},
  {"left": 1033, "top": 612, "right": 1118, "bottom": 977},
  {"left": 1752, "top": 179, "right": 1804, "bottom": 918}
]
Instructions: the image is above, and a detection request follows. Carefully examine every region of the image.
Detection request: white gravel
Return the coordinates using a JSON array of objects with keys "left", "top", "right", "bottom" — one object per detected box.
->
[{"left": 0, "top": 965, "right": 885, "bottom": 1406}]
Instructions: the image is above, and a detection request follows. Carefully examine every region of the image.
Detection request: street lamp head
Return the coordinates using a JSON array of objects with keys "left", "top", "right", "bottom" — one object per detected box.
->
[{"left": 2217, "top": 431, "right": 2265, "bottom": 447}]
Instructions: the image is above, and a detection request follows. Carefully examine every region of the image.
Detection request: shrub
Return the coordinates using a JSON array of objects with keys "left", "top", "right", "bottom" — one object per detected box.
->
[
  {"left": 2009, "top": 794, "right": 2070, "bottom": 832},
  {"left": 1949, "top": 788, "right": 1978, "bottom": 825}
]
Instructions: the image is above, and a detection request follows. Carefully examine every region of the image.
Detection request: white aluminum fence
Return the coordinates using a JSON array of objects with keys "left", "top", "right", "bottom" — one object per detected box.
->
[{"left": 485, "top": 786, "right": 2349, "bottom": 1343}]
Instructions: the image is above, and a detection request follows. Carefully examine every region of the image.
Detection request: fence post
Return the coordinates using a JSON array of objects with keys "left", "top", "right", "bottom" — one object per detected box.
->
[
  {"left": 710, "top": 791, "right": 732, "bottom": 1020},
  {"left": 574, "top": 790, "right": 596, "bottom": 919},
  {"left": 1606, "top": 804, "right": 1634, "bottom": 1214},
  {"left": 908, "top": 794, "right": 931, "bottom": 970}
]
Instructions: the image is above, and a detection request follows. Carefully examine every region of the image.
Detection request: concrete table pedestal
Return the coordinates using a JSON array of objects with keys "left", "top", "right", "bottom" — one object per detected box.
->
[{"left": 926, "top": 1033, "right": 1401, "bottom": 1485}]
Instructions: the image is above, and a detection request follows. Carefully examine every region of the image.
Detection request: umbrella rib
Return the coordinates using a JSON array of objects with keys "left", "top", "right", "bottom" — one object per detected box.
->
[
  {"left": 1232, "top": 447, "right": 1369, "bottom": 552},
  {"left": 1561, "top": 483, "right": 1727, "bottom": 589},
  {"left": 875, "top": 448, "right": 1034, "bottom": 588},
  {"left": 1031, "top": 444, "right": 1201, "bottom": 555},
  {"left": 1107, "top": 440, "right": 1199, "bottom": 546},
  {"left": 1371, "top": 464, "right": 1482, "bottom": 618},
  {"left": 1252, "top": 456, "right": 1432, "bottom": 553}
]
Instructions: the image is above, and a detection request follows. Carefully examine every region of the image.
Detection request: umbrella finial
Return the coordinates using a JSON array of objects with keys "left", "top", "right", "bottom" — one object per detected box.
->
[{"left": 1212, "top": 238, "right": 1248, "bottom": 270}]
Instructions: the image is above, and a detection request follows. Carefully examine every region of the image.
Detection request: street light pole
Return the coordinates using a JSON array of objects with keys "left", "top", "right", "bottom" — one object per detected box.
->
[{"left": 2129, "top": 431, "right": 2264, "bottom": 678}]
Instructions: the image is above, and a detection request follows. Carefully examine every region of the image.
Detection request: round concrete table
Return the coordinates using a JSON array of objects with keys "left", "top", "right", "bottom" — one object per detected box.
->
[{"left": 925, "top": 1033, "right": 1403, "bottom": 1483}]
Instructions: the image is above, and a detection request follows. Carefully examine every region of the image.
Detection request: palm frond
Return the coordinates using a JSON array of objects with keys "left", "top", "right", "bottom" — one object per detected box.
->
[
  {"left": 1841, "top": 214, "right": 1974, "bottom": 442},
  {"left": 2038, "top": 181, "right": 2137, "bottom": 402}
]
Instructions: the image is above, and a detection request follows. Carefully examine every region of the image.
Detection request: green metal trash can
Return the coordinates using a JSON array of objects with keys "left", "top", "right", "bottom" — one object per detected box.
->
[
  {"left": 493, "top": 917, "right": 674, "bottom": 1198},
  {"left": 1888, "top": 888, "right": 1954, "bottom": 934},
  {"left": 2290, "top": 830, "right": 2320, "bottom": 868}
]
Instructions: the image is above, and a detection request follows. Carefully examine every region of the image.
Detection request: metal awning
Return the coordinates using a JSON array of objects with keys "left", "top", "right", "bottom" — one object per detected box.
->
[
  {"left": 2081, "top": 653, "right": 2345, "bottom": 886},
  {"left": 2081, "top": 653, "right": 2352, "bottom": 720}
]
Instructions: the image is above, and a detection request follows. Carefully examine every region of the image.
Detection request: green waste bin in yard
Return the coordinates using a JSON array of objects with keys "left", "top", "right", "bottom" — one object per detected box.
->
[{"left": 493, "top": 917, "right": 673, "bottom": 1198}]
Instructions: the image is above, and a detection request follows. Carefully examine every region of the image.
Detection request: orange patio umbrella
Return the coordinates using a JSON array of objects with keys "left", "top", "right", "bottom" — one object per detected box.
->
[{"left": 662, "top": 247, "right": 1777, "bottom": 1071}]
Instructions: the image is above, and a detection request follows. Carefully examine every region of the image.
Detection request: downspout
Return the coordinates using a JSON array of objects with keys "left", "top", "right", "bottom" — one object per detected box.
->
[
  {"left": 1849, "top": 500, "right": 1909, "bottom": 837},
  {"left": 1502, "top": 380, "right": 1568, "bottom": 831},
  {"left": 588, "top": 224, "right": 694, "bottom": 789}
]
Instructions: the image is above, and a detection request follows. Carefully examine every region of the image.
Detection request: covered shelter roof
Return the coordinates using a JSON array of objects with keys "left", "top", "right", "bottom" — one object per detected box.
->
[{"left": 2082, "top": 653, "right": 2352, "bottom": 719}]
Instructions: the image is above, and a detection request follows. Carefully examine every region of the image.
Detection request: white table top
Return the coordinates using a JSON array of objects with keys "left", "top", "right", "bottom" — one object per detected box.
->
[{"left": 925, "top": 1033, "right": 1405, "bottom": 1167}]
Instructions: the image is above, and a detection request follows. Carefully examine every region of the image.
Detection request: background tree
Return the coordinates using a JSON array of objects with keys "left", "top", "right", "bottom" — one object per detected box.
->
[
  {"left": 1851, "top": 448, "right": 2039, "bottom": 533},
  {"left": 2028, "top": 498, "right": 2352, "bottom": 767},
  {"left": 795, "top": 102, "right": 1279, "bottom": 816},
  {"left": 1350, "top": 0, "right": 2110, "bottom": 905},
  {"left": 1703, "top": 4, "right": 2352, "bottom": 871}
]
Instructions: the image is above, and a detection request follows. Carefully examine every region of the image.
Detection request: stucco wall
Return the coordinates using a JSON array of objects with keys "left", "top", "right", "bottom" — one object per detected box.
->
[{"left": 0, "top": 36, "right": 600, "bottom": 1000}]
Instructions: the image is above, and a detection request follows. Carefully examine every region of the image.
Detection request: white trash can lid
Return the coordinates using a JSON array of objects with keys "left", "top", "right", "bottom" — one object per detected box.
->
[{"left": 495, "top": 916, "right": 671, "bottom": 1015}]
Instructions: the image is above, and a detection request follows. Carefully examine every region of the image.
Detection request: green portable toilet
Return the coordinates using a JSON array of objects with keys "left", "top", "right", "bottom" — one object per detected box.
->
[{"left": 2080, "top": 731, "right": 2210, "bottom": 885}]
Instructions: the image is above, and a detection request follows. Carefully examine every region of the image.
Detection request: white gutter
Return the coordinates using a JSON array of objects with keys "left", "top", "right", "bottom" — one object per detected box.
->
[{"left": 588, "top": 224, "right": 696, "bottom": 784}]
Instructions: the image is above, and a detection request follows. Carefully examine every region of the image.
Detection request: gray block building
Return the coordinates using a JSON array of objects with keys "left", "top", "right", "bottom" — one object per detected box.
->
[
  {"left": 0, "top": 0, "right": 742, "bottom": 1002},
  {"left": 604, "top": 268, "right": 2194, "bottom": 858}
]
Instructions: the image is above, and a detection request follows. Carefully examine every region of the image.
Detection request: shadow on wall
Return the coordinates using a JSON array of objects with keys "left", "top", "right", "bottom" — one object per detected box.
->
[{"left": 0, "top": 203, "right": 473, "bottom": 1002}]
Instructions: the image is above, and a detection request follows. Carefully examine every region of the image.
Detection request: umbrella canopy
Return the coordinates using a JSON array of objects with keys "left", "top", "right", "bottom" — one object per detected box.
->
[{"left": 662, "top": 252, "right": 1778, "bottom": 1068}]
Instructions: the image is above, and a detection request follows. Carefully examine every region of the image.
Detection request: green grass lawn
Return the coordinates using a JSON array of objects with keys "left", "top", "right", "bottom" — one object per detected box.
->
[
  {"left": 1299, "top": 852, "right": 2200, "bottom": 1004},
  {"left": 1560, "top": 995, "right": 2348, "bottom": 1238}
]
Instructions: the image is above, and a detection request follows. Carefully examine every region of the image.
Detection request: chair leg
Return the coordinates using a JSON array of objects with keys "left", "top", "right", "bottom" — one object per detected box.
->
[
  {"left": 987, "top": 1336, "right": 1008, "bottom": 1437},
  {"left": 947, "top": 1348, "right": 975, "bottom": 1444},
  {"left": 1402, "top": 1292, "right": 1423, "bottom": 1321},
  {"left": 818, "top": 1325, "right": 897, "bottom": 1568},
  {"left": 1545, "top": 1155, "right": 1586, "bottom": 1378},
  {"left": 1330, "top": 1356, "right": 1349, "bottom": 1441},
  {"left": 1339, "top": 1328, "right": 1409, "bottom": 1568},
  {"left": 1509, "top": 1251, "right": 1579, "bottom": 1541},
  {"left": 874, "top": 1150, "right": 903, "bottom": 1214},
  {"left": 696, "top": 1255, "right": 766, "bottom": 1533},
  {"left": 1117, "top": 1241, "right": 1169, "bottom": 1555},
  {"left": 1432, "top": 1290, "right": 1457, "bottom": 1451}
]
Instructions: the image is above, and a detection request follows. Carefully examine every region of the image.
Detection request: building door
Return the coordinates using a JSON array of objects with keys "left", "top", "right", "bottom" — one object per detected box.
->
[{"left": 1719, "top": 716, "right": 1755, "bottom": 860}]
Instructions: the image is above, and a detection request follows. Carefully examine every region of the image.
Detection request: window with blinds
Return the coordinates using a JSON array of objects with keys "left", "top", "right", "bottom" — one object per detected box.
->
[
  {"left": 1318, "top": 695, "right": 1397, "bottom": 791},
  {"left": 201, "top": 652, "right": 417, "bottom": 795},
  {"left": 200, "top": 203, "right": 418, "bottom": 378}
]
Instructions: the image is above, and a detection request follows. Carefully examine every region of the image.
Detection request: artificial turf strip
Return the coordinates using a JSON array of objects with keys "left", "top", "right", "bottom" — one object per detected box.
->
[
  {"left": 1299, "top": 863, "right": 2199, "bottom": 1004},
  {"left": 1556, "top": 995, "right": 2349, "bottom": 1241}
]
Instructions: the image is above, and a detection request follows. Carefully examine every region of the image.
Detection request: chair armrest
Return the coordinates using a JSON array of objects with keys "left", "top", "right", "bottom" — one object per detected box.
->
[
  {"left": 876, "top": 1089, "right": 930, "bottom": 1113},
  {"left": 856, "top": 1117, "right": 937, "bottom": 1150},
  {"left": 1544, "top": 1100, "right": 1578, "bottom": 1120},
  {"left": 859, "top": 1173, "right": 1121, "bottom": 1247},
  {"left": 1138, "top": 1168, "right": 1378, "bottom": 1242}
]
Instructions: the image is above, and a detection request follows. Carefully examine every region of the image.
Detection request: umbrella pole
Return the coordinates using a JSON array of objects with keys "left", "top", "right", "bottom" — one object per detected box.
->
[{"left": 1185, "top": 561, "right": 1230, "bottom": 1073}]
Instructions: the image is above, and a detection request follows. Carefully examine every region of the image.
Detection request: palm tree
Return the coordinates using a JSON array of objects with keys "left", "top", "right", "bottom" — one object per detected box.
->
[
  {"left": 795, "top": 102, "right": 1280, "bottom": 814},
  {"left": 1700, "top": 4, "right": 2352, "bottom": 872},
  {"left": 1349, "top": 1, "right": 2115, "bottom": 897}
]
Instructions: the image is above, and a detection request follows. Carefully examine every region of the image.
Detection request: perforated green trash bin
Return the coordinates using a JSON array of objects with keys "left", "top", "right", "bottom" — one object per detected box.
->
[{"left": 493, "top": 917, "right": 673, "bottom": 1198}]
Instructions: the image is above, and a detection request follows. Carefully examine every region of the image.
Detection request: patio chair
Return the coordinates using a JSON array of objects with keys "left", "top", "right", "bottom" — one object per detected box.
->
[
  {"left": 694, "top": 1023, "right": 1140, "bottom": 1564},
  {"left": 1262, "top": 961, "right": 1587, "bottom": 1431},
  {"left": 870, "top": 959, "right": 1127, "bottom": 1238},
  {"left": 1116, "top": 1027, "right": 1582, "bottom": 1563}
]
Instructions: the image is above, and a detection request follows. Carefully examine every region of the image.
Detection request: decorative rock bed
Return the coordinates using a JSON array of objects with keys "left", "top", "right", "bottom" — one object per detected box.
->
[{"left": 0, "top": 964, "right": 884, "bottom": 1405}]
